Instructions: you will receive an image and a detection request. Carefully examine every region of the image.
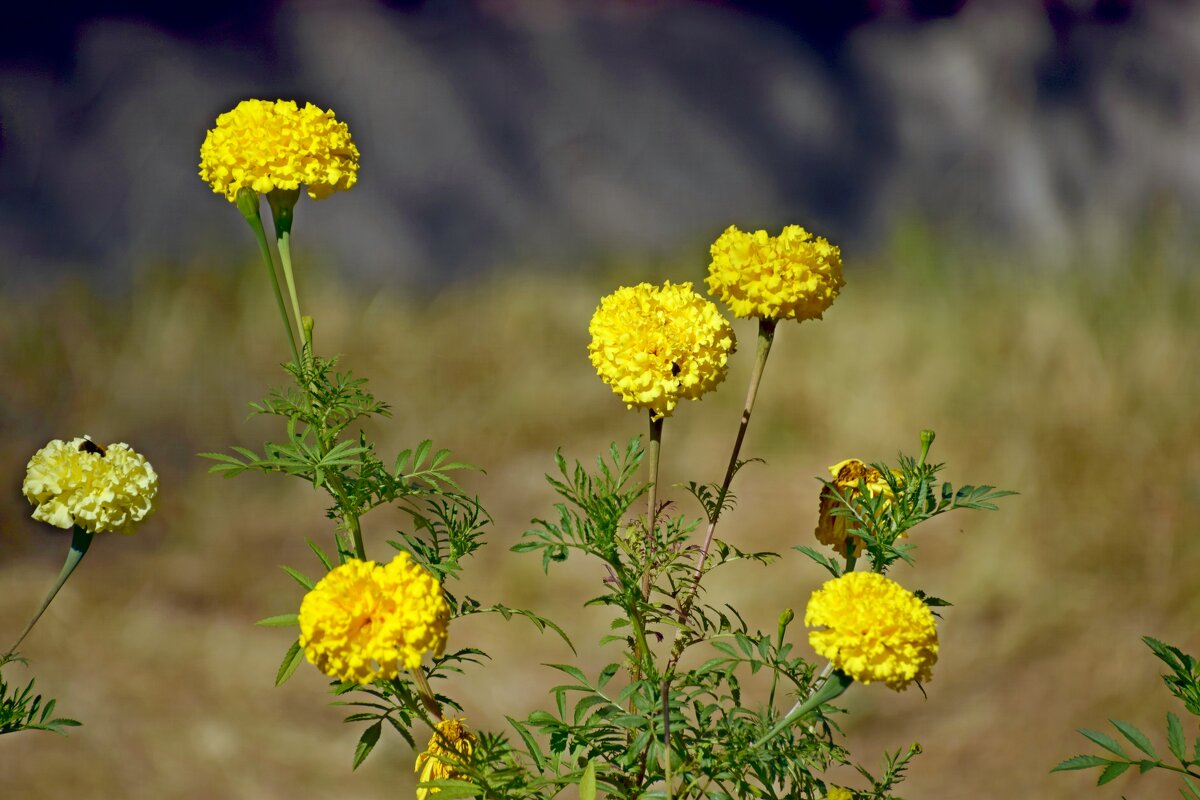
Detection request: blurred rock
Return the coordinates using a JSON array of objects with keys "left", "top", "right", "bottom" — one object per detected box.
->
[{"left": 1, "top": 0, "right": 1198, "bottom": 287}]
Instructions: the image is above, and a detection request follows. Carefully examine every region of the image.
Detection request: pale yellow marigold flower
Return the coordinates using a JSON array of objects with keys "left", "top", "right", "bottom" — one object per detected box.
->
[
  {"left": 415, "top": 718, "right": 477, "bottom": 799},
  {"left": 806, "top": 571, "right": 938, "bottom": 691},
  {"left": 588, "top": 281, "right": 735, "bottom": 420},
  {"left": 814, "top": 458, "right": 900, "bottom": 558},
  {"left": 22, "top": 437, "right": 158, "bottom": 535},
  {"left": 199, "top": 99, "right": 360, "bottom": 201},
  {"left": 827, "top": 787, "right": 855, "bottom": 800},
  {"left": 298, "top": 552, "right": 449, "bottom": 684},
  {"left": 706, "top": 224, "right": 844, "bottom": 321}
]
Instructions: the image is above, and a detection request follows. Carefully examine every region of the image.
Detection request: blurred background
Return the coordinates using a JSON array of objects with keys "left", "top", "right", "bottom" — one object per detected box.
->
[{"left": 2, "top": 0, "right": 1199, "bottom": 797}]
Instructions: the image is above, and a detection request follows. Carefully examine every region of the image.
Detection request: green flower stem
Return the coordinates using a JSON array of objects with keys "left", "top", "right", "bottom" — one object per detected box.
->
[
  {"left": 642, "top": 413, "right": 664, "bottom": 601},
  {"left": 678, "top": 317, "right": 776, "bottom": 624},
  {"left": 267, "top": 189, "right": 304, "bottom": 353},
  {"left": 630, "top": 414, "right": 665, "bottom": 714},
  {"left": 4, "top": 526, "right": 92, "bottom": 657},
  {"left": 302, "top": 320, "right": 364, "bottom": 561},
  {"left": 751, "top": 668, "right": 852, "bottom": 749},
  {"left": 276, "top": 231, "right": 304, "bottom": 347},
  {"left": 236, "top": 189, "right": 300, "bottom": 366}
]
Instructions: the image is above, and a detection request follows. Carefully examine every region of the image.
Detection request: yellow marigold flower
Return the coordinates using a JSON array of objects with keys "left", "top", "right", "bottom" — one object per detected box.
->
[
  {"left": 415, "top": 718, "right": 477, "bottom": 799},
  {"left": 298, "top": 552, "right": 449, "bottom": 684},
  {"left": 806, "top": 571, "right": 938, "bottom": 691},
  {"left": 706, "top": 224, "right": 844, "bottom": 321},
  {"left": 199, "top": 99, "right": 359, "bottom": 201},
  {"left": 827, "top": 788, "right": 855, "bottom": 800},
  {"left": 588, "top": 281, "right": 735, "bottom": 420},
  {"left": 22, "top": 437, "right": 158, "bottom": 535},
  {"left": 814, "top": 458, "right": 899, "bottom": 558}
]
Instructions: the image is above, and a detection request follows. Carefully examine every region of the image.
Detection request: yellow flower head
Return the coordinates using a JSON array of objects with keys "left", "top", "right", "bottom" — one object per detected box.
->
[
  {"left": 587, "top": 281, "right": 735, "bottom": 420},
  {"left": 827, "top": 788, "right": 855, "bottom": 800},
  {"left": 814, "top": 458, "right": 899, "bottom": 558},
  {"left": 706, "top": 224, "right": 844, "bottom": 321},
  {"left": 415, "top": 718, "right": 477, "bottom": 799},
  {"left": 22, "top": 437, "right": 158, "bottom": 535},
  {"left": 806, "top": 571, "right": 938, "bottom": 691},
  {"left": 199, "top": 99, "right": 360, "bottom": 201},
  {"left": 298, "top": 552, "right": 449, "bottom": 684}
]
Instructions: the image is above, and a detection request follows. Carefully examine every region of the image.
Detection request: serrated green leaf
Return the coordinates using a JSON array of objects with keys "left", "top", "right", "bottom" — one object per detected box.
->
[
  {"left": 1080, "top": 727, "right": 1128, "bottom": 758},
  {"left": 278, "top": 566, "right": 316, "bottom": 592},
  {"left": 352, "top": 720, "right": 382, "bottom": 769},
  {"left": 1097, "top": 761, "right": 1132, "bottom": 785},
  {"left": 1169, "top": 712, "right": 1186, "bottom": 762},
  {"left": 1111, "top": 719, "right": 1157, "bottom": 758},
  {"left": 306, "top": 539, "right": 334, "bottom": 571},
  {"left": 506, "top": 716, "right": 545, "bottom": 771},
  {"left": 1052, "top": 754, "right": 1115, "bottom": 772},
  {"left": 255, "top": 613, "right": 299, "bottom": 627},
  {"left": 545, "top": 663, "right": 588, "bottom": 685},
  {"left": 275, "top": 640, "right": 304, "bottom": 686}
]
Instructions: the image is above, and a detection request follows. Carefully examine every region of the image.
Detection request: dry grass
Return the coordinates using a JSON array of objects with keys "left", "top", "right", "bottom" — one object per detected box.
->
[{"left": 2, "top": 250, "right": 1198, "bottom": 798}]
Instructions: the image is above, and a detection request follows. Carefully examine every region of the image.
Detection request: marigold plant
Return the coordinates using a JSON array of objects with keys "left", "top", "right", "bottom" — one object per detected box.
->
[
  {"left": 196, "top": 101, "right": 1012, "bottom": 799},
  {"left": 3, "top": 435, "right": 158, "bottom": 736}
]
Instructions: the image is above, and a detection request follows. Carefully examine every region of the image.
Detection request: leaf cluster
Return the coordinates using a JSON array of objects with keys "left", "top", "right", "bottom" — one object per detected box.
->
[
  {"left": 796, "top": 451, "right": 1015, "bottom": 578},
  {"left": 498, "top": 438, "right": 977, "bottom": 798},
  {"left": 1055, "top": 637, "right": 1200, "bottom": 795},
  {"left": 202, "top": 354, "right": 476, "bottom": 530},
  {"left": 0, "top": 655, "right": 80, "bottom": 736}
]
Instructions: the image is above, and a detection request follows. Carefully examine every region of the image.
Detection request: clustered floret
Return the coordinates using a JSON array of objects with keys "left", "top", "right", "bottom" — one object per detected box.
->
[
  {"left": 199, "top": 99, "right": 360, "bottom": 201},
  {"left": 588, "top": 281, "right": 735, "bottom": 420},
  {"left": 707, "top": 224, "right": 844, "bottom": 321},
  {"left": 298, "top": 552, "right": 449, "bottom": 684},
  {"left": 806, "top": 571, "right": 938, "bottom": 691},
  {"left": 22, "top": 437, "right": 158, "bottom": 535}
]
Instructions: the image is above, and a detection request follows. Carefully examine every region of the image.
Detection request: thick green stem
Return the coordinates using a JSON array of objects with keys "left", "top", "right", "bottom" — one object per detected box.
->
[
  {"left": 5, "top": 526, "right": 92, "bottom": 657},
  {"left": 236, "top": 189, "right": 300, "bottom": 365}
]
